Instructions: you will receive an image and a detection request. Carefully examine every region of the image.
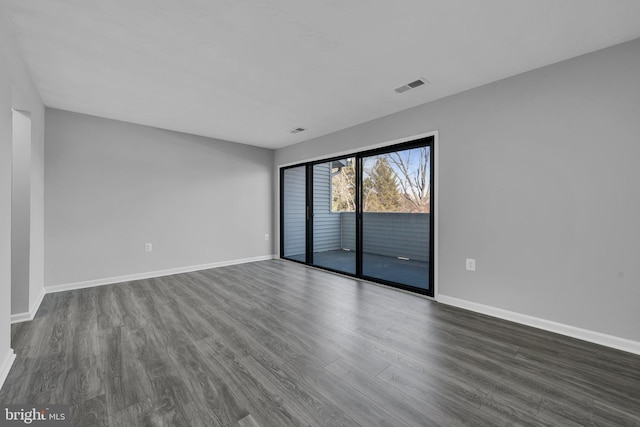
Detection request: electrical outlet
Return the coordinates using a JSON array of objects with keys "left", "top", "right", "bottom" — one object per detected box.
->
[
  {"left": 264, "top": 234, "right": 269, "bottom": 241},
  {"left": 145, "top": 243, "right": 153, "bottom": 252},
  {"left": 466, "top": 258, "right": 476, "bottom": 271}
]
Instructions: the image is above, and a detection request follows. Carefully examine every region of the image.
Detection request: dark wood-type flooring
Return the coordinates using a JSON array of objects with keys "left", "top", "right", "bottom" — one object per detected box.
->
[{"left": 1, "top": 260, "right": 640, "bottom": 426}]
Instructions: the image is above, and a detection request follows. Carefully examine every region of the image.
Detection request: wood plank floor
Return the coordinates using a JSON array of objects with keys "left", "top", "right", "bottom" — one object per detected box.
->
[{"left": 1, "top": 259, "right": 640, "bottom": 426}]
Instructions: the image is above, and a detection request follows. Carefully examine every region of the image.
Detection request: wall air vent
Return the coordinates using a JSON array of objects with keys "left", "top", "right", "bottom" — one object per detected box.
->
[
  {"left": 394, "top": 77, "right": 428, "bottom": 94},
  {"left": 290, "top": 127, "right": 306, "bottom": 134}
]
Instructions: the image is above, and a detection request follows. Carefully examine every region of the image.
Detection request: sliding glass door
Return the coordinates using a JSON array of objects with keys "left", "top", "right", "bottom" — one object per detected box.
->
[
  {"left": 280, "top": 137, "right": 434, "bottom": 296},
  {"left": 361, "top": 145, "right": 430, "bottom": 289}
]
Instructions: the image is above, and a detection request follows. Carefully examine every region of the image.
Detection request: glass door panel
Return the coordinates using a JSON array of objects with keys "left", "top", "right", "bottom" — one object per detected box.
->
[
  {"left": 312, "top": 157, "right": 356, "bottom": 274},
  {"left": 361, "top": 146, "right": 431, "bottom": 290},
  {"left": 282, "top": 166, "right": 307, "bottom": 262}
]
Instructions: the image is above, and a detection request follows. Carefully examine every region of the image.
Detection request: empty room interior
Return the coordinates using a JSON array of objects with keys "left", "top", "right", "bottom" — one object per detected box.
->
[{"left": 1, "top": 1, "right": 640, "bottom": 426}]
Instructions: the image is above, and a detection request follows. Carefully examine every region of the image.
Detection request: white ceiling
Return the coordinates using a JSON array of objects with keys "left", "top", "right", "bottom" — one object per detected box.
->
[{"left": 3, "top": 1, "right": 640, "bottom": 149}]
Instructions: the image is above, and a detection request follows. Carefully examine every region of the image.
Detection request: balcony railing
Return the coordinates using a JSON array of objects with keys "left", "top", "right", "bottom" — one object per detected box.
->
[{"left": 312, "top": 212, "right": 430, "bottom": 262}]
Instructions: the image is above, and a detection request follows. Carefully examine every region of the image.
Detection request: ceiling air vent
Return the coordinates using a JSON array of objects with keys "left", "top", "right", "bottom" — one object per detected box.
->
[
  {"left": 394, "top": 77, "right": 428, "bottom": 94},
  {"left": 290, "top": 127, "right": 306, "bottom": 134}
]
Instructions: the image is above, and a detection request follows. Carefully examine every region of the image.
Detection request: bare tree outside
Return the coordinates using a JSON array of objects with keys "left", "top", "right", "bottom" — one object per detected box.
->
[
  {"left": 387, "top": 146, "right": 430, "bottom": 213},
  {"left": 331, "top": 147, "right": 430, "bottom": 213}
]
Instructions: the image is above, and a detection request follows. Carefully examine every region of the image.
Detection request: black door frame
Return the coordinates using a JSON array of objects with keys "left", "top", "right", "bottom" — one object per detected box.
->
[{"left": 280, "top": 136, "right": 434, "bottom": 297}]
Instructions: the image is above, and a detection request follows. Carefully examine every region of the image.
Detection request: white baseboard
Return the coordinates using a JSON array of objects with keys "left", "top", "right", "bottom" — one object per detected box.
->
[
  {"left": 44, "top": 254, "right": 276, "bottom": 294},
  {"left": 437, "top": 294, "right": 640, "bottom": 356},
  {"left": 11, "top": 287, "right": 46, "bottom": 324},
  {"left": 0, "top": 348, "right": 16, "bottom": 390},
  {"left": 10, "top": 312, "right": 32, "bottom": 324}
]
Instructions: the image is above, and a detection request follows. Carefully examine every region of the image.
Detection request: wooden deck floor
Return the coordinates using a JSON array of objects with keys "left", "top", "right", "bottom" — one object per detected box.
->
[{"left": 1, "top": 259, "right": 639, "bottom": 426}]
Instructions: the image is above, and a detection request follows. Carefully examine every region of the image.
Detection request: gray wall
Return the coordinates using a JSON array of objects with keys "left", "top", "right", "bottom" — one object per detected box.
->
[
  {"left": 0, "top": 3, "right": 45, "bottom": 372},
  {"left": 45, "top": 109, "right": 274, "bottom": 287},
  {"left": 275, "top": 38, "right": 640, "bottom": 342},
  {"left": 11, "top": 111, "right": 31, "bottom": 313}
]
